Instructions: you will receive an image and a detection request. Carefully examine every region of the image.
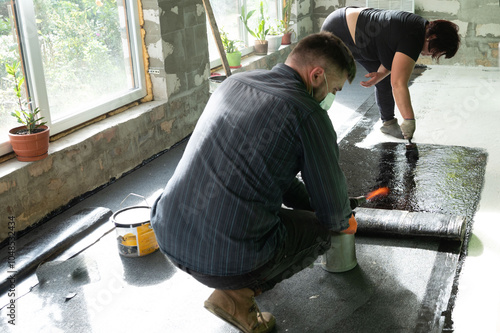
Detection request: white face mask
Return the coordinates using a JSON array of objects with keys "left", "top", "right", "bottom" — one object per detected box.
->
[{"left": 319, "top": 73, "right": 335, "bottom": 111}]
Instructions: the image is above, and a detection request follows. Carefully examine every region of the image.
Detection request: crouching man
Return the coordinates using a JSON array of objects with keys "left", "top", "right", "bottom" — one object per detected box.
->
[{"left": 151, "top": 32, "right": 358, "bottom": 333}]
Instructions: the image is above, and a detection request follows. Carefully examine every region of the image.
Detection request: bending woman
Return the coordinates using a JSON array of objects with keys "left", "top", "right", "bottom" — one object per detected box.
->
[{"left": 322, "top": 7, "right": 460, "bottom": 139}]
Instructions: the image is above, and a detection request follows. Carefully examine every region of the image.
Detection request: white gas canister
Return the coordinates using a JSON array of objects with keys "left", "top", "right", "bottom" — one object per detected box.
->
[{"left": 321, "top": 233, "right": 357, "bottom": 273}]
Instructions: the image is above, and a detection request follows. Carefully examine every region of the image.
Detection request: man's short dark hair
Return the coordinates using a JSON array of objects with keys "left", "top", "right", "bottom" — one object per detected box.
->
[
  {"left": 427, "top": 20, "right": 461, "bottom": 60},
  {"left": 289, "top": 32, "right": 356, "bottom": 83}
]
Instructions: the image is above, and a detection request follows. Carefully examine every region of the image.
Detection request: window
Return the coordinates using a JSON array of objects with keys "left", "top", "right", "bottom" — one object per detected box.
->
[
  {"left": 207, "top": 0, "right": 281, "bottom": 67},
  {"left": 0, "top": 0, "right": 145, "bottom": 157}
]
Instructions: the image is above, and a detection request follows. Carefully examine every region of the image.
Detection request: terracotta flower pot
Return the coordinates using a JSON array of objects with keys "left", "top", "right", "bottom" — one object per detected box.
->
[
  {"left": 8, "top": 125, "right": 50, "bottom": 162},
  {"left": 281, "top": 32, "right": 293, "bottom": 45},
  {"left": 254, "top": 40, "right": 268, "bottom": 55}
]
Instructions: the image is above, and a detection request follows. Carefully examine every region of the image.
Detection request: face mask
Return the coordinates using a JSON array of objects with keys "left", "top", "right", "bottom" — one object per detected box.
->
[
  {"left": 320, "top": 92, "right": 335, "bottom": 111},
  {"left": 319, "top": 73, "right": 335, "bottom": 111}
]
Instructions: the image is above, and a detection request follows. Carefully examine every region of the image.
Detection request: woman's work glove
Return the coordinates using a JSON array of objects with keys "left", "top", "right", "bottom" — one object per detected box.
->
[
  {"left": 400, "top": 119, "right": 416, "bottom": 140},
  {"left": 341, "top": 214, "right": 358, "bottom": 234}
]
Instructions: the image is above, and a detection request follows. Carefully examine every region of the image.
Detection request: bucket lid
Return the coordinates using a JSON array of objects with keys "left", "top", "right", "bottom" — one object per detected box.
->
[{"left": 113, "top": 206, "right": 151, "bottom": 227}]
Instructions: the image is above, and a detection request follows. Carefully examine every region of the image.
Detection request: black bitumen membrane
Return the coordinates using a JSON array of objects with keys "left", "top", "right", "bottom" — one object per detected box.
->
[{"left": 0, "top": 67, "right": 487, "bottom": 332}]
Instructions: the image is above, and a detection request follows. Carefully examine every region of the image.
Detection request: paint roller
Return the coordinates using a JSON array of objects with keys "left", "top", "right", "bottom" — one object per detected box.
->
[{"left": 350, "top": 188, "right": 466, "bottom": 242}]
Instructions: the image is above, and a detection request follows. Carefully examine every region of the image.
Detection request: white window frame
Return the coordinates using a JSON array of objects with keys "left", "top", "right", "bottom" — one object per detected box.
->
[
  {"left": 208, "top": 0, "right": 282, "bottom": 69},
  {"left": 1, "top": 0, "right": 146, "bottom": 157}
]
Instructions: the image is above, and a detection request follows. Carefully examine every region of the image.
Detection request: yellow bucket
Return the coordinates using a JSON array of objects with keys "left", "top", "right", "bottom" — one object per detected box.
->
[{"left": 112, "top": 194, "right": 159, "bottom": 257}]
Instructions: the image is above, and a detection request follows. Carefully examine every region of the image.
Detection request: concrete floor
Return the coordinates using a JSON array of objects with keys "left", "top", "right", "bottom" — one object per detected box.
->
[
  {"left": 336, "top": 65, "right": 500, "bottom": 333},
  {"left": 407, "top": 66, "right": 500, "bottom": 333},
  {"left": 354, "top": 65, "right": 500, "bottom": 333},
  {"left": 0, "top": 64, "right": 499, "bottom": 332}
]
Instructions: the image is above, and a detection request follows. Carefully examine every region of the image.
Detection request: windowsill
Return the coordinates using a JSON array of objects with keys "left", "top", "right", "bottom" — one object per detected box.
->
[
  {"left": 0, "top": 99, "right": 166, "bottom": 178},
  {"left": 213, "top": 44, "right": 293, "bottom": 74}
]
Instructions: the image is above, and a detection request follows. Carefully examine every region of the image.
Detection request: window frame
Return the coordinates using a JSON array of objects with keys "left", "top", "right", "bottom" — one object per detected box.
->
[{"left": 1, "top": 0, "right": 146, "bottom": 157}]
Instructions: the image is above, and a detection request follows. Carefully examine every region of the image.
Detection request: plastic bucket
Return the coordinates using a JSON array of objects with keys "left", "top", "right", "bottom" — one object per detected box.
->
[
  {"left": 209, "top": 75, "right": 226, "bottom": 93},
  {"left": 321, "top": 233, "right": 357, "bottom": 272},
  {"left": 112, "top": 194, "right": 159, "bottom": 257}
]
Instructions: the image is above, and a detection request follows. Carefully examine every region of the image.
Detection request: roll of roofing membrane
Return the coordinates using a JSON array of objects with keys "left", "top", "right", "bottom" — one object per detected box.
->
[{"left": 354, "top": 207, "right": 467, "bottom": 241}]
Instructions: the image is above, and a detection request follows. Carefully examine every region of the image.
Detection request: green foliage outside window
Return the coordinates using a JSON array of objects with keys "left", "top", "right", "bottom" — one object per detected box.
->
[
  {"left": 0, "top": 0, "right": 130, "bottom": 125},
  {"left": 0, "top": 6, "right": 21, "bottom": 128},
  {"left": 34, "top": 0, "right": 128, "bottom": 115}
]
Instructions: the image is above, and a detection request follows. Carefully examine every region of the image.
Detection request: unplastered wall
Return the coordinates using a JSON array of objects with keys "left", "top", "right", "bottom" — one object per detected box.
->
[
  {"left": 143, "top": 0, "right": 211, "bottom": 99},
  {"left": 416, "top": 0, "right": 500, "bottom": 67},
  {"left": 296, "top": 0, "right": 316, "bottom": 39},
  {"left": 0, "top": 0, "right": 210, "bottom": 243},
  {"left": 312, "top": 0, "right": 500, "bottom": 67},
  {"left": 313, "top": 0, "right": 365, "bottom": 31}
]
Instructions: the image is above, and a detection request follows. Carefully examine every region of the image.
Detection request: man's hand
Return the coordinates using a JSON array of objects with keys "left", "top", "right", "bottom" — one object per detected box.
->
[
  {"left": 341, "top": 214, "right": 357, "bottom": 234},
  {"left": 400, "top": 119, "right": 416, "bottom": 139}
]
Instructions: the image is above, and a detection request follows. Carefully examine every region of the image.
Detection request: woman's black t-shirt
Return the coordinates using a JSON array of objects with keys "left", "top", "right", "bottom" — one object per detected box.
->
[{"left": 355, "top": 8, "right": 428, "bottom": 69}]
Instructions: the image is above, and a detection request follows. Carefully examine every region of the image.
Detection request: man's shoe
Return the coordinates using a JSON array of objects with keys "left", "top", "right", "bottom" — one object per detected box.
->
[
  {"left": 204, "top": 288, "right": 275, "bottom": 333},
  {"left": 380, "top": 118, "right": 404, "bottom": 139}
]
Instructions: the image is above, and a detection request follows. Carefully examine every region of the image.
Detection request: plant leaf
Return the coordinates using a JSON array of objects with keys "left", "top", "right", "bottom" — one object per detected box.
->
[{"left": 246, "top": 10, "right": 255, "bottom": 21}]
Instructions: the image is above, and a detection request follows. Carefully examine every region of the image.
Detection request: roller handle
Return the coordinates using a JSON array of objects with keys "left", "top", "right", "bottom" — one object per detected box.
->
[{"left": 349, "top": 196, "right": 367, "bottom": 210}]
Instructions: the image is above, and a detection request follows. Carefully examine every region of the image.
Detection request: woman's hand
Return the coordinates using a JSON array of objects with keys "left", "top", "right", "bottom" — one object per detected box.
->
[
  {"left": 360, "top": 64, "right": 391, "bottom": 88},
  {"left": 360, "top": 71, "right": 387, "bottom": 87}
]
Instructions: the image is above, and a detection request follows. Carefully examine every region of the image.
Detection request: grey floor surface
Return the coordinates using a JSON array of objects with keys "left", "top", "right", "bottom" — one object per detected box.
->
[{"left": 0, "top": 65, "right": 489, "bottom": 333}]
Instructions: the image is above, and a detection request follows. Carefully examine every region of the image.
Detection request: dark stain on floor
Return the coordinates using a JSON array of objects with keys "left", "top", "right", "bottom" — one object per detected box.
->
[{"left": 333, "top": 103, "right": 487, "bottom": 332}]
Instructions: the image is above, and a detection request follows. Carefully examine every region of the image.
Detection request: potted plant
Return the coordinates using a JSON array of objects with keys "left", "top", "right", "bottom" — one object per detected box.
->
[
  {"left": 220, "top": 28, "right": 243, "bottom": 68},
  {"left": 266, "top": 21, "right": 284, "bottom": 53},
  {"left": 281, "top": 0, "right": 295, "bottom": 45},
  {"left": 240, "top": 1, "right": 270, "bottom": 55},
  {"left": 6, "top": 61, "right": 50, "bottom": 162}
]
